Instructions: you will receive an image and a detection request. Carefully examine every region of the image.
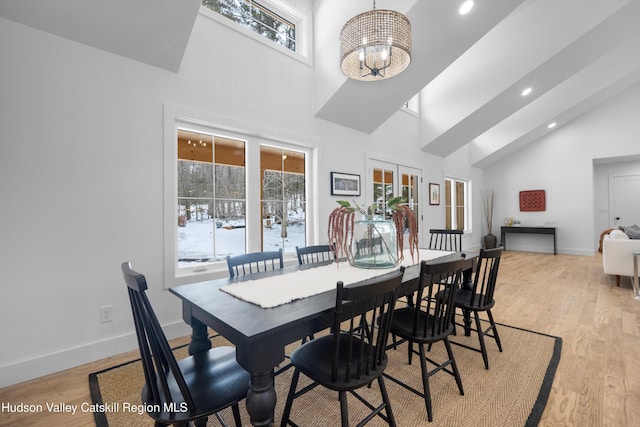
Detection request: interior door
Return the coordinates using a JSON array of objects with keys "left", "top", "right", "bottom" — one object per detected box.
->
[{"left": 611, "top": 174, "right": 640, "bottom": 227}]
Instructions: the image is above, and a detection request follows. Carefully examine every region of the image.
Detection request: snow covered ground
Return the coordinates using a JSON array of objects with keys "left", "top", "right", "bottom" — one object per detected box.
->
[{"left": 178, "top": 218, "right": 306, "bottom": 267}]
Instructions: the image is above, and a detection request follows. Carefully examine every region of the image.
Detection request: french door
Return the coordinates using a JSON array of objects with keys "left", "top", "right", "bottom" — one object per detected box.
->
[{"left": 368, "top": 159, "right": 422, "bottom": 247}]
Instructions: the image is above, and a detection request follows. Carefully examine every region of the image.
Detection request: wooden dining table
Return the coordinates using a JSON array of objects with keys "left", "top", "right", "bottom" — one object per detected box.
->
[{"left": 169, "top": 250, "right": 476, "bottom": 426}]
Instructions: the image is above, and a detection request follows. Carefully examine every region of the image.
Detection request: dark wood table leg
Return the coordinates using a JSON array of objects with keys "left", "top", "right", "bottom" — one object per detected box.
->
[
  {"left": 246, "top": 370, "right": 276, "bottom": 427},
  {"left": 187, "top": 318, "right": 212, "bottom": 355},
  {"left": 461, "top": 258, "right": 475, "bottom": 336}
]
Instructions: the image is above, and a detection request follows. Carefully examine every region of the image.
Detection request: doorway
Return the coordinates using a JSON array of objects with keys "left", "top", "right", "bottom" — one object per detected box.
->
[{"left": 611, "top": 174, "right": 640, "bottom": 227}]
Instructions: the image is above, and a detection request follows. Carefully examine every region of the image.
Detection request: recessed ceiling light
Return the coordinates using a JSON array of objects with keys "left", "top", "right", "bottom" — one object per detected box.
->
[
  {"left": 459, "top": 1, "right": 474, "bottom": 15},
  {"left": 547, "top": 122, "right": 557, "bottom": 129},
  {"left": 521, "top": 87, "right": 533, "bottom": 96}
]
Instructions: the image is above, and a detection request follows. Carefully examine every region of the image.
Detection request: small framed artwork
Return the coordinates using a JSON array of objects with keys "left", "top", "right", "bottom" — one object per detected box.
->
[
  {"left": 331, "top": 172, "right": 360, "bottom": 196},
  {"left": 429, "top": 183, "right": 440, "bottom": 205}
]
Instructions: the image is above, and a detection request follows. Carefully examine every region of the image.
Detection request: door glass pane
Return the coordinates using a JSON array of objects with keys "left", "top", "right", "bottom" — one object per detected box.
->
[
  {"left": 373, "top": 167, "right": 395, "bottom": 219},
  {"left": 401, "top": 172, "right": 419, "bottom": 235}
]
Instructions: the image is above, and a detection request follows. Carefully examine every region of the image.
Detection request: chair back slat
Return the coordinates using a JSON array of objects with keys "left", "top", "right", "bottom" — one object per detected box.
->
[
  {"left": 331, "top": 269, "right": 404, "bottom": 383},
  {"left": 412, "top": 259, "right": 465, "bottom": 341},
  {"left": 469, "top": 248, "right": 502, "bottom": 308},
  {"left": 296, "top": 245, "right": 336, "bottom": 265},
  {"left": 122, "top": 262, "right": 197, "bottom": 412},
  {"left": 428, "top": 229, "right": 463, "bottom": 251},
  {"left": 226, "top": 249, "right": 283, "bottom": 277}
]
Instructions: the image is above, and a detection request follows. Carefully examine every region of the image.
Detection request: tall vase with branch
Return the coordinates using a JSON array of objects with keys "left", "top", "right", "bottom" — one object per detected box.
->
[
  {"left": 328, "top": 197, "right": 419, "bottom": 268},
  {"left": 482, "top": 189, "right": 497, "bottom": 249}
]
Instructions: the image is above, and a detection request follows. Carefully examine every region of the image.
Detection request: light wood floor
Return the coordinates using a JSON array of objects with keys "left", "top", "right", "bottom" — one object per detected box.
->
[{"left": 1, "top": 251, "right": 638, "bottom": 426}]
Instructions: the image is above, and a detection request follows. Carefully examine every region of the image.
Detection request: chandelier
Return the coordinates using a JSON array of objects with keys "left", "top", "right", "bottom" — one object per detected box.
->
[{"left": 339, "top": 0, "right": 411, "bottom": 81}]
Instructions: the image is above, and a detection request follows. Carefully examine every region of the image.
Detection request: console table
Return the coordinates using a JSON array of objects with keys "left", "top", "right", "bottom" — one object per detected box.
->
[{"left": 501, "top": 226, "right": 557, "bottom": 255}]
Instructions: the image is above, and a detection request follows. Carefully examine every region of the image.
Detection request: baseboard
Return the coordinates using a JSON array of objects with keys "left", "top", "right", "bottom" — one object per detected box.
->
[
  {"left": 558, "top": 248, "right": 595, "bottom": 256},
  {"left": 0, "top": 321, "right": 191, "bottom": 388}
]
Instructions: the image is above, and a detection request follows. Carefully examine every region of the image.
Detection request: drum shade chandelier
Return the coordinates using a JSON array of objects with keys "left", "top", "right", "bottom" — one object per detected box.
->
[{"left": 340, "top": 0, "right": 411, "bottom": 81}]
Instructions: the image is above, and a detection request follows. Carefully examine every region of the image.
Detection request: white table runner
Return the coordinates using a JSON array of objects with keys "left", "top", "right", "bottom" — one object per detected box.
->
[{"left": 220, "top": 249, "right": 454, "bottom": 308}]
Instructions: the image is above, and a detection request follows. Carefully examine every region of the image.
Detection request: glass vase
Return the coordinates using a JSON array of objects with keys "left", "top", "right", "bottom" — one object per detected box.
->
[{"left": 351, "top": 219, "right": 398, "bottom": 269}]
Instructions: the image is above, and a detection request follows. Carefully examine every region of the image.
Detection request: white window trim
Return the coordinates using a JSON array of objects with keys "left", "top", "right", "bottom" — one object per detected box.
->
[
  {"left": 163, "top": 104, "right": 317, "bottom": 288},
  {"left": 199, "top": 0, "right": 313, "bottom": 67}
]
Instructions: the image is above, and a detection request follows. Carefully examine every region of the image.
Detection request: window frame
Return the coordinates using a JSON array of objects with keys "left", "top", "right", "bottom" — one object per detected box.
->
[
  {"left": 163, "top": 104, "right": 316, "bottom": 287},
  {"left": 199, "top": 0, "right": 313, "bottom": 66}
]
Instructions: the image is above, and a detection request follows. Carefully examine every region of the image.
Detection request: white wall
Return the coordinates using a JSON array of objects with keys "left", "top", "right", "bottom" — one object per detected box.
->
[
  {"left": 0, "top": 11, "right": 444, "bottom": 386},
  {"left": 484, "top": 83, "right": 640, "bottom": 255}
]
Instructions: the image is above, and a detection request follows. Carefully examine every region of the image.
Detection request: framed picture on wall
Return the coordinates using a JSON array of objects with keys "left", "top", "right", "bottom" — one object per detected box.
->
[
  {"left": 429, "top": 183, "right": 440, "bottom": 205},
  {"left": 331, "top": 172, "right": 360, "bottom": 196}
]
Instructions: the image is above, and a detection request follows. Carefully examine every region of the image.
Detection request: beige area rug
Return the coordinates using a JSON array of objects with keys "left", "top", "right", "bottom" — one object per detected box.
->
[{"left": 89, "top": 324, "right": 560, "bottom": 426}]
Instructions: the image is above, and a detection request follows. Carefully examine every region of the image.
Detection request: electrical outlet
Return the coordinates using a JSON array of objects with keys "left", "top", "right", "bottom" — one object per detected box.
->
[{"left": 100, "top": 305, "right": 113, "bottom": 323}]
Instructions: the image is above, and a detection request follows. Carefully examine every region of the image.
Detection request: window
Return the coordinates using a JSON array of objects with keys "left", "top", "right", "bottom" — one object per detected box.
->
[
  {"left": 165, "top": 109, "right": 312, "bottom": 281},
  {"left": 177, "top": 130, "right": 246, "bottom": 267},
  {"left": 444, "top": 177, "right": 470, "bottom": 232},
  {"left": 401, "top": 93, "right": 420, "bottom": 116},
  {"left": 260, "top": 145, "right": 306, "bottom": 252},
  {"left": 202, "top": 0, "right": 298, "bottom": 52}
]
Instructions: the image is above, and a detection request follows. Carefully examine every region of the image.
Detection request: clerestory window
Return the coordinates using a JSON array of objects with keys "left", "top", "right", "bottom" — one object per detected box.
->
[{"left": 202, "top": 0, "right": 297, "bottom": 52}]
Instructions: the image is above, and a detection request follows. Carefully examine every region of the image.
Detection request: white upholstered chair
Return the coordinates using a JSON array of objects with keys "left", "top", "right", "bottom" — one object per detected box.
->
[{"left": 602, "top": 229, "right": 640, "bottom": 286}]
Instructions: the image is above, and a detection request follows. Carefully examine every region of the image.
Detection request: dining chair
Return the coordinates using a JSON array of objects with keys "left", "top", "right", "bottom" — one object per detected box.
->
[
  {"left": 226, "top": 249, "right": 283, "bottom": 277},
  {"left": 295, "top": 244, "right": 335, "bottom": 265},
  {"left": 280, "top": 269, "right": 404, "bottom": 427},
  {"left": 355, "top": 236, "right": 384, "bottom": 257},
  {"left": 450, "top": 247, "right": 503, "bottom": 369},
  {"left": 428, "top": 229, "right": 463, "bottom": 251},
  {"left": 384, "top": 258, "right": 465, "bottom": 422},
  {"left": 122, "top": 262, "right": 250, "bottom": 427}
]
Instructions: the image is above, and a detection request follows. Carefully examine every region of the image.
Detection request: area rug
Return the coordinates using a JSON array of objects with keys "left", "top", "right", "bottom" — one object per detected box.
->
[{"left": 89, "top": 324, "right": 561, "bottom": 426}]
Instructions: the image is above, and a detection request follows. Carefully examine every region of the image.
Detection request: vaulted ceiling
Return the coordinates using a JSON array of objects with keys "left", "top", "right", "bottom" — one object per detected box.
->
[
  {"left": 315, "top": 0, "right": 640, "bottom": 167},
  {"left": 3, "top": 0, "right": 639, "bottom": 168}
]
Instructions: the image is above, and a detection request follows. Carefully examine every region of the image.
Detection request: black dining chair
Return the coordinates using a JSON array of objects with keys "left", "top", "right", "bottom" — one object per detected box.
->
[
  {"left": 450, "top": 247, "right": 503, "bottom": 369},
  {"left": 354, "top": 236, "right": 384, "bottom": 257},
  {"left": 384, "top": 259, "right": 465, "bottom": 422},
  {"left": 226, "top": 249, "right": 283, "bottom": 277},
  {"left": 280, "top": 269, "right": 404, "bottom": 427},
  {"left": 122, "top": 262, "right": 250, "bottom": 427},
  {"left": 428, "top": 229, "right": 463, "bottom": 251},
  {"left": 295, "top": 244, "right": 336, "bottom": 265}
]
